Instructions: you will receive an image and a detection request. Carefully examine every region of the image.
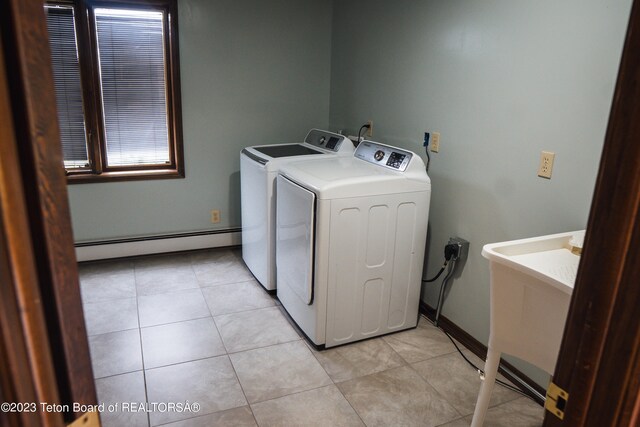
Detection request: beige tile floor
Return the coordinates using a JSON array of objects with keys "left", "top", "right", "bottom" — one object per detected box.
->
[{"left": 80, "top": 247, "right": 544, "bottom": 427}]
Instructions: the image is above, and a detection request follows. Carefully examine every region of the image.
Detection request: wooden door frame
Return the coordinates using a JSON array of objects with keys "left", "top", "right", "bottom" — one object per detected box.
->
[
  {"left": 544, "top": 0, "right": 640, "bottom": 425},
  {"left": 1, "top": 0, "right": 97, "bottom": 424},
  {"left": 0, "top": 26, "right": 64, "bottom": 427}
]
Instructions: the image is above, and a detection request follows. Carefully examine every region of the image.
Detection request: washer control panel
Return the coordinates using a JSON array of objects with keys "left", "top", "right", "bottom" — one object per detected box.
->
[
  {"left": 355, "top": 141, "right": 413, "bottom": 171},
  {"left": 305, "top": 129, "right": 344, "bottom": 152}
]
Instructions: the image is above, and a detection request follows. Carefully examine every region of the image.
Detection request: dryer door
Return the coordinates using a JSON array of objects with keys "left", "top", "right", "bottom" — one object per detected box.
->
[{"left": 276, "top": 175, "right": 315, "bottom": 305}]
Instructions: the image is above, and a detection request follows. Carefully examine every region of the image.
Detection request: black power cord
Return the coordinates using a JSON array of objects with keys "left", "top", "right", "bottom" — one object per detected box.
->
[
  {"left": 356, "top": 123, "right": 370, "bottom": 145},
  {"left": 422, "top": 242, "right": 459, "bottom": 283},
  {"left": 423, "top": 261, "right": 448, "bottom": 283},
  {"left": 423, "top": 133, "right": 431, "bottom": 172}
]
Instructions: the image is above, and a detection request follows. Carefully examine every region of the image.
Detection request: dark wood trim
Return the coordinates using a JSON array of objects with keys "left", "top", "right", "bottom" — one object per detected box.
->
[
  {"left": 165, "top": 0, "right": 185, "bottom": 179},
  {"left": 47, "top": 0, "right": 185, "bottom": 183},
  {"left": 0, "top": 30, "right": 64, "bottom": 427},
  {"left": 77, "top": 1, "right": 105, "bottom": 176},
  {"left": 2, "top": 0, "right": 97, "bottom": 421},
  {"left": 419, "top": 302, "right": 546, "bottom": 405},
  {"left": 67, "top": 167, "right": 184, "bottom": 183},
  {"left": 87, "top": 0, "right": 176, "bottom": 7},
  {"left": 544, "top": 0, "right": 640, "bottom": 425}
]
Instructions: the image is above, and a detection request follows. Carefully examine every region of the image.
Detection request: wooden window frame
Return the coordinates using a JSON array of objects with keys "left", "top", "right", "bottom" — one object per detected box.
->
[{"left": 48, "top": 0, "right": 185, "bottom": 183}]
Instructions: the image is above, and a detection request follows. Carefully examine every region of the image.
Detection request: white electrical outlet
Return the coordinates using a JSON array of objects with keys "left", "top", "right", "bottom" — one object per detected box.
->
[
  {"left": 538, "top": 151, "right": 555, "bottom": 179},
  {"left": 430, "top": 132, "right": 440, "bottom": 153}
]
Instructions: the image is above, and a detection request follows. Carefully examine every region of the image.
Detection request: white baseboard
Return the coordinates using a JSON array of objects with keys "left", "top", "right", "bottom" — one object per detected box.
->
[{"left": 75, "top": 230, "right": 242, "bottom": 262}]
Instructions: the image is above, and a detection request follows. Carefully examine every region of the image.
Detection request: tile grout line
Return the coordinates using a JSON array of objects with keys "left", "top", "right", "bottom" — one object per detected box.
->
[
  {"left": 224, "top": 335, "right": 303, "bottom": 357},
  {"left": 249, "top": 382, "right": 338, "bottom": 406},
  {"left": 140, "top": 314, "right": 212, "bottom": 331},
  {"left": 405, "top": 319, "right": 479, "bottom": 420},
  {"left": 338, "top": 391, "right": 368, "bottom": 427},
  {"left": 93, "top": 367, "right": 144, "bottom": 382},
  {"left": 190, "top": 255, "right": 256, "bottom": 426},
  {"left": 302, "top": 340, "right": 372, "bottom": 426},
  {"left": 197, "top": 277, "right": 261, "bottom": 289},
  {"left": 226, "top": 354, "right": 255, "bottom": 424},
  {"left": 133, "top": 262, "right": 153, "bottom": 427},
  {"left": 143, "top": 248, "right": 254, "bottom": 426},
  {"left": 405, "top": 363, "right": 465, "bottom": 420},
  {"left": 416, "top": 314, "right": 526, "bottom": 413},
  {"left": 202, "top": 286, "right": 279, "bottom": 319}
]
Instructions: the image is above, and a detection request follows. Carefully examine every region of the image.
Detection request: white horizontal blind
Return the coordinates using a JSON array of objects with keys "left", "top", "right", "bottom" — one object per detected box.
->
[
  {"left": 45, "top": 5, "right": 89, "bottom": 169},
  {"left": 95, "top": 8, "right": 170, "bottom": 167}
]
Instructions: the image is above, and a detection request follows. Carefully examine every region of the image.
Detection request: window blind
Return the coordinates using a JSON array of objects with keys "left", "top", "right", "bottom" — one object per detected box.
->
[
  {"left": 95, "top": 8, "right": 170, "bottom": 167},
  {"left": 45, "top": 5, "right": 89, "bottom": 168}
]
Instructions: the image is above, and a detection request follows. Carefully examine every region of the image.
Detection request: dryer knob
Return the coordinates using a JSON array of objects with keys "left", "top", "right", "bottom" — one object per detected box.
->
[{"left": 374, "top": 150, "right": 385, "bottom": 161}]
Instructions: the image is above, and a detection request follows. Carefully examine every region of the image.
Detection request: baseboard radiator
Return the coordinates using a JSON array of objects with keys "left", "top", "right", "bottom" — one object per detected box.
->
[{"left": 75, "top": 228, "right": 241, "bottom": 262}]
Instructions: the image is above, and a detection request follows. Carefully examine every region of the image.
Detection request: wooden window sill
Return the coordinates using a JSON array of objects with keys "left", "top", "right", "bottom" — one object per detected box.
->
[{"left": 66, "top": 168, "right": 185, "bottom": 184}]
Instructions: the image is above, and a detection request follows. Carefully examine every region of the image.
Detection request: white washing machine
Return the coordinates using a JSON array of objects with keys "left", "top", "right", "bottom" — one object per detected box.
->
[
  {"left": 275, "top": 140, "right": 431, "bottom": 348},
  {"left": 240, "top": 129, "right": 354, "bottom": 291}
]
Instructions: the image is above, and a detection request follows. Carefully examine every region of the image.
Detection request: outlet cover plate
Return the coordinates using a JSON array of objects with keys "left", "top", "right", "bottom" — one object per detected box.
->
[
  {"left": 430, "top": 132, "right": 440, "bottom": 153},
  {"left": 538, "top": 151, "right": 555, "bottom": 179}
]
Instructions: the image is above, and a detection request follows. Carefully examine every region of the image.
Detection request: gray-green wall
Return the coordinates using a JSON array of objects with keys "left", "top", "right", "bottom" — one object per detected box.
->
[
  {"left": 67, "top": 0, "right": 333, "bottom": 242},
  {"left": 329, "top": 0, "right": 631, "bottom": 385},
  {"left": 68, "top": 0, "right": 632, "bottom": 386}
]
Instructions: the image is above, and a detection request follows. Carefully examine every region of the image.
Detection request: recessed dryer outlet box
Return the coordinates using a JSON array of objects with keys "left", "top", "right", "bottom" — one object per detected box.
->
[
  {"left": 366, "top": 120, "right": 373, "bottom": 137},
  {"left": 448, "top": 237, "right": 470, "bottom": 262}
]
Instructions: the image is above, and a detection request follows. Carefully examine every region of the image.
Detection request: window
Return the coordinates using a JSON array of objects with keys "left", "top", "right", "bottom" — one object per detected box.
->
[{"left": 44, "top": 0, "right": 184, "bottom": 182}]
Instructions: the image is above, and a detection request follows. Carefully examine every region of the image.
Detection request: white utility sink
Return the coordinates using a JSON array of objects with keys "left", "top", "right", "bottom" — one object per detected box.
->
[{"left": 471, "top": 231, "right": 583, "bottom": 426}]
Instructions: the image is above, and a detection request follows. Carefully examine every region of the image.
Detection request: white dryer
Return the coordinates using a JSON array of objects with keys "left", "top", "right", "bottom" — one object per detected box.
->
[
  {"left": 276, "top": 140, "right": 431, "bottom": 348},
  {"left": 240, "top": 129, "right": 353, "bottom": 291}
]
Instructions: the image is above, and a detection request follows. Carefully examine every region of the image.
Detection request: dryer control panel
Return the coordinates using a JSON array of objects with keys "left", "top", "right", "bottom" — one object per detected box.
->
[
  {"left": 305, "top": 129, "right": 345, "bottom": 152},
  {"left": 355, "top": 141, "right": 413, "bottom": 171}
]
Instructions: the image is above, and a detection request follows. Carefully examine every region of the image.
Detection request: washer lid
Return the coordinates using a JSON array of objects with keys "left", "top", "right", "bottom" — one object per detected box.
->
[
  {"left": 240, "top": 129, "right": 354, "bottom": 171},
  {"left": 252, "top": 144, "right": 323, "bottom": 158}
]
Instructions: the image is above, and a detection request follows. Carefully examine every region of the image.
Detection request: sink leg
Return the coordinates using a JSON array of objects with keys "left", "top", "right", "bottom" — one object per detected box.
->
[{"left": 471, "top": 347, "right": 501, "bottom": 427}]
